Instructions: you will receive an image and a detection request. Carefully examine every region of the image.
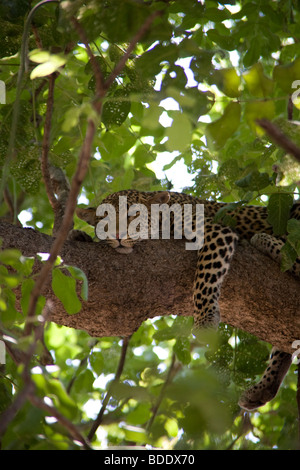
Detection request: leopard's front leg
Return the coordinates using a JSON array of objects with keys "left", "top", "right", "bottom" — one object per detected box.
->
[
  {"left": 251, "top": 232, "right": 300, "bottom": 278},
  {"left": 193, "top": 222, "right": 238, "bottom": 329}
]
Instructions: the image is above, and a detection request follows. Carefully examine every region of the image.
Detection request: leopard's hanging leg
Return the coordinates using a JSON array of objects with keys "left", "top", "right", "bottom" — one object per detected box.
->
[
  {"left": 238, "top": 348, "right": 292, "bottom": 411},
  {"left": 193, "top": 222, "right": 238, "bottom": 329},
  {"left": 238, "top": 232, "right": 298, "bottom": 411}
]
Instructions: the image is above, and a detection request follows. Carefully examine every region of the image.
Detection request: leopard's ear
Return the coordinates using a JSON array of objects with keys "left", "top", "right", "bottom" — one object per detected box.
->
[
  {"left": 76, "top": 207, "right": 97, "bottom": 226},
  {"left": 148, "top": 191, "right": 170, "bottom": 205}
]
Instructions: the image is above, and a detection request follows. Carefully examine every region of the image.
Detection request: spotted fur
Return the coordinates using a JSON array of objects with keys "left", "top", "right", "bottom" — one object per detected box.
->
[{"left": 76, "top": 190, "right": 300, "bottom": 410}]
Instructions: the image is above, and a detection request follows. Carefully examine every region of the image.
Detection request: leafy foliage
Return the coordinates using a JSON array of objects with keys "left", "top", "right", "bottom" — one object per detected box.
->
[{"left": 0, "top": 0, "right": 300, "bottom": 450}]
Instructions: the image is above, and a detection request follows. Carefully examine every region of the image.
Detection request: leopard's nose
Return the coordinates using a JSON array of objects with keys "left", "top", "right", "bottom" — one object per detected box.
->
[{"left": 116, "top": 232, "right": 127, "bottom": 240}]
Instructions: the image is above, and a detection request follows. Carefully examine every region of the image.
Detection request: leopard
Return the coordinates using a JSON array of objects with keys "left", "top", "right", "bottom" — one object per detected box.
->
[{"left": 75, "top": 190, "right": 300, "bottom": 411}]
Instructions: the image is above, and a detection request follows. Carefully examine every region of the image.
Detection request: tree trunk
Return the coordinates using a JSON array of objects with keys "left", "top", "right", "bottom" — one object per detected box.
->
[{"left": 1, "top": 221, "right": 299, "bottom": 353}]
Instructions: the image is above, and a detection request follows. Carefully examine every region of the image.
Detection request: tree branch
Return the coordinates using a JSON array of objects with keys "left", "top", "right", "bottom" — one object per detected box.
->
[
  {"left": 257, "top": 118, "right": 300, "bottom": 163},
  {"left": 1, "top": 222, "right": 299, "bottom": 353}
]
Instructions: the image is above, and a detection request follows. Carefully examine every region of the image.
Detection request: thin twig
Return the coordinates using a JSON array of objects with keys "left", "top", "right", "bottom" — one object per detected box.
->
[
  {"left": 257, "top": 118, "right": 300, "bottom": 164},
  {"left": 87, "top": 336, "right": 131, "bottom": 442},
  {"left": 67, "top": 339, "right": 98, "bottom": 394},
  {"left": 41, "top": 73, "right": 58, "bottom": 211},
  {"left": 146, "top": 353, "right": 177, "bottom": 432}
]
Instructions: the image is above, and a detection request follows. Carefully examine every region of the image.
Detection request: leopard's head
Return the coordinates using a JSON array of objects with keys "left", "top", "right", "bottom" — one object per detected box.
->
[{"left": 76, "top": 190, "right": 170, "bottom": 254}]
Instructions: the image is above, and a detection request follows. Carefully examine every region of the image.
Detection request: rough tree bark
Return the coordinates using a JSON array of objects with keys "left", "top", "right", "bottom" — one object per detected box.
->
[{"left": 0, "top": 221, "right": 299, "bottom": 353}]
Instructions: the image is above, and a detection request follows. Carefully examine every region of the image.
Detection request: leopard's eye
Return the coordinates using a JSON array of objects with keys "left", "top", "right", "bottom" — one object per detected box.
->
[{"left": 98, "top": 211, "right": 108, "bottom": 221}]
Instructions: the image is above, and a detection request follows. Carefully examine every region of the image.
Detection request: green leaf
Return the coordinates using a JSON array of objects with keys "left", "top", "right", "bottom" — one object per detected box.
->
[
  {"left": 0, "top": 265, "right": 20, "bottom": 288},
  {"left": 0, "top": 287, "right": 18, "bottom": 326},
  {"left": 127, "top": 402, "right": 152, "bottom": 426},
  {"left": 32, "top": 374, "right": 78, "bottom": 420},
  {"left": 64, "top": 265, "right": 88, "bottom": 301},
  {"left": 206, "top": 28, "right": 236, "bottom": 51},
  {"left": 165, "top": 112, "right": 192, "bottom": 152},
  {"left": 52, "top": 268, "right": 82, "bottom": 315},
  {"left": 136, "top": 43, "right": 178, "bottom": 78},
  {"left": 30, "top": 54, "right": 67, "bottom": 79},
  {"left": 206, "top": 102, "right": 241, "bottom": 149},
  {"left": 153, "top": 326, "right": 177, "bottom": 342},
  {"left": 102, "top": 89, "right": 131, "bottom": 128},
  {"left": 20, "top": 278, "right": 34, "bottom": 316},
  {"left": 273, "top": 57, "right": 300, "bottom": 93},
  {"left": 0, "top": 380, "right": 13, "bottom": 413},
  {"left": 153, "top": 316, "right": 193, "bottom": 343},
  {"left": 205, "top": 7, "right": 230, "bottom": 22},
  {"left": 190, "top": 51, "right": 214, "bottom": 82},
  {"left": 73, "top": 369, "right": 95, "bottom": 395},
  {"left": 280, "top": 241, "right": 298, "bottom": 272},
  {"left": 20, "top": 278, "right": 46, "bottom": 317},
  {"left": 243, "top": 39, "right": 261, "bottom": 68},
  {"left": 98, "top": 126, "right": 136, "bottom": 161},
  {"left": 180, "top": 87, "right": 215, "bottom": 123},
  {"left": 89, "top": 351, "right": 104, "bottom": 375},
  {"left": 243, "top": 63, "right": 274, "bottom": 97},
  {"left": 286, "top": 218, "right": 300, "bottom": 252},
  {"left": 165, "top": 418, "right": 179, "bottom": 438},
  {"left": 123, "top": 425, "right": 148, "bottom": 444},
  {"left": 0, "top": 250, "right": 35, "bottom": 277},
  {"left": 0, "top": 248, "right": 22, "bottom": 265},
  {"left": 235, "top": 170, "right": 270, "bottom": 192},
  {"left": 19, "top": 256, "right": 35, "bottom": 277},
  {"left": 29, "top": 49, "right": 51, "bottom": 63},
  {"left": 9, "top": 151, "right": 42, "bottom": 194},
  {"left": 280, "top": 218, "right": 300, "bottom": 271},
  {"left": 141, "top": 104, "right": 163, "bottom": 130},
  {"left": 245, "top": 100, "right": 276, "bottom": 134},
  {"left": 174, "top": 337, "right": 191, "bottom": 364},
  {"left": 212, "top": 68, "right": 241, "bottom": 98},
  {"left": 133, "top": 145, "right": 155, "bottom": 169},
  {"left": 267, "top": 193, "right": 294, "bottom": 236}
]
